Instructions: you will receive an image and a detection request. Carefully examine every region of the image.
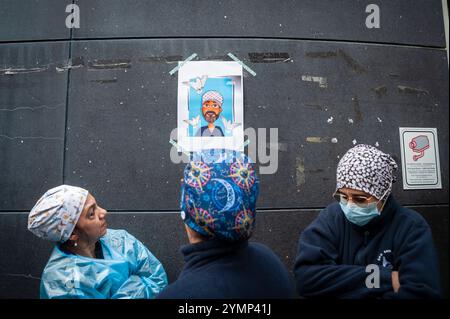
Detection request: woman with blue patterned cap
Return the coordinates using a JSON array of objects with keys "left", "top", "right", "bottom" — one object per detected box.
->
[
  {"left": 28, "top": 185, "right": 168, "bottom": 299},
  {"left": 157, "top": 149, "right": 295, "bottom": 299}
]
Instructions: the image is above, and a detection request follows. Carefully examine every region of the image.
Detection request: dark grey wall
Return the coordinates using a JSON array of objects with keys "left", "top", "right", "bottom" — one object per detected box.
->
[
  {"left": 1, "top": 0, "right": 445, "bottom": 46},
  {"left": 0, "top": 0, "right": 448, "bottom": 298}
]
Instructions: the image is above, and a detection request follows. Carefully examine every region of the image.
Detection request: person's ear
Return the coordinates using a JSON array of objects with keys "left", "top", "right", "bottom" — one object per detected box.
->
[
  {"left": 69, "top": 229, "right": 79, "bottom": 242},
  {"left": 184, "top": 223, "right": 191, "bottom": 236},
  {"left": 184, "top": 224, "right": 195, "bottom": 242},
  {"left": 184, "top": 223, "right": 204, "bottom": 244}
]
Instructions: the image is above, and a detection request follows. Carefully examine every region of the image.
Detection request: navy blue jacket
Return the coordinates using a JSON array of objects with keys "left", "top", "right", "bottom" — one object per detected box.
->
[
  {"left": 294, "top": 195, "right": 441, "bottom": 299},
  {"left": 157, "top": 239, "right": 295, "bottom": 299}
]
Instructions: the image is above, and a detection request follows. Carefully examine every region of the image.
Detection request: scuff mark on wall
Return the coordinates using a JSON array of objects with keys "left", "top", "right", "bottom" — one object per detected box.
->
[
  {"left": 89, "top": 79, "right": 118, "bottom": 84},
  {"left": 296, "top": 156, "right": 306, "bottom": 187},
  {"left": 55, "top": 57, "right": 85, "bottom": 72},
  {"left": 248, "top": 52, "right": 291, "bottom": 63},
  {"left": 397, "top": 85, "right": 429, "bottom": 96},
  {"left": 302, "top": 75, "right": 328, "bottom": 88},
  {"left": 351, "top": 96, "right": 363, "bottom": 123},
  {"left": 337, "top": 49, "right": 367, "bottom": 74},
  {"left": 138, "top": 55, "right": 183, "bottom": 63},
  {"left": 305, "top": 49, "right": 367, "bottom": 74},
  {"left": 373, "top": 85, "right": 387, "bottom": 98},
  {"left": 201, "top": 55, "right": 230, "bottom": 61},
  {"left": 0, "top": 67, "right": 48, "bottom": 75},
  {"left": 0, "top": 134, "right": 62, "bottom": 141},
  {"left": 87, "top": 59, "right": 131, "bottom": 69},
  {"left": 0, "top": 103, "right": 64, "bottom": 112},
  {"left": 306, "top": 137, "right": 328, "bottom": 143}
]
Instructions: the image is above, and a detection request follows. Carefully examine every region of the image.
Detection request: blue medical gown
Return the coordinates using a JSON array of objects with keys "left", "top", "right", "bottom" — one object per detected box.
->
[{"left": 40, "top": 229, "right": 168, "bottom": 299}]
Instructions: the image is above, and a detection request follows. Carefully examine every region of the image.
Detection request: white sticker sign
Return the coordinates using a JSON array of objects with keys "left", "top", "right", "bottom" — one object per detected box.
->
[{"left": 399, "top": 127, "right": 442, "bottom": 190}]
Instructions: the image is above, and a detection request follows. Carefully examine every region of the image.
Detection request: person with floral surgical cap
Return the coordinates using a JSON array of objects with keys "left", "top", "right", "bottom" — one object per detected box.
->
[
  {"left": 294, "top": 144, "right": 441, "bottom": 299},
  {"left": 195, "top": 90, "right": 225, "bottom": 137},
  {"left": 157, "top": 149, "right": 294, "bottom": 299},
  {"left": 28, "top": 185, "right": 168, "bottom": 299}
]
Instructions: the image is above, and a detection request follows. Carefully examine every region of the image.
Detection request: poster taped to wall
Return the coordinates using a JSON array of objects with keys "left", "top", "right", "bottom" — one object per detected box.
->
[{"left": 177, "top": 61, "right": 244, "bottom": 152}]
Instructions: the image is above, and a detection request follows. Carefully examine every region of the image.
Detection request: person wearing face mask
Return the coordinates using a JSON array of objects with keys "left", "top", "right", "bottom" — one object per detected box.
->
[
  {"left": 28, "top": 185, "right": 168, "bottom": 299},
  {"left": 293, "top": 144, "right": 441, "bottom": 299}
]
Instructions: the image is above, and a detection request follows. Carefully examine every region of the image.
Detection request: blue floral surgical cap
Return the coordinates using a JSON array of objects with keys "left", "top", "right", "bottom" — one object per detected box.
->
[{"left": 180, "top": 149, "right": 259, "bottom": 242}]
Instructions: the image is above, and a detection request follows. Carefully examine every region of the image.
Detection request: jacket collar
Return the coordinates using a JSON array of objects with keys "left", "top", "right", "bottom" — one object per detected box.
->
[{"left": 181, "top": 239, "right": 248, "bottom": 267}]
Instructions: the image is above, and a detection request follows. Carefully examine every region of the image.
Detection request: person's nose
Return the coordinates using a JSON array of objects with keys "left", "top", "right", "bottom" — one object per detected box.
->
[{"left": 99, "top": 208, "right": 107, "bottom": 220}]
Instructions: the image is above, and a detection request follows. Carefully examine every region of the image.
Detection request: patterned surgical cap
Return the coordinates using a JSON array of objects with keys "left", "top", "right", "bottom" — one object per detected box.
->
[
  {"left": 28, "top": 185, "right": 88, "bottom": 242},
  {"left": 336, "top": 144, "right": 398, "bottom": 200},
  {"left": 181, "top": 149, "right": 259, "bottom": 242}
]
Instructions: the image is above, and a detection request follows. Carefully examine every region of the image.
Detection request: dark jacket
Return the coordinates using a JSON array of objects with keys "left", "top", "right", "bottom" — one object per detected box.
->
[
  {"left": 157, "top": 239, "right": 295, "bottom": 299},
  {"left": 294, "top": 195, "right": 441, "bottom": 299}
]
